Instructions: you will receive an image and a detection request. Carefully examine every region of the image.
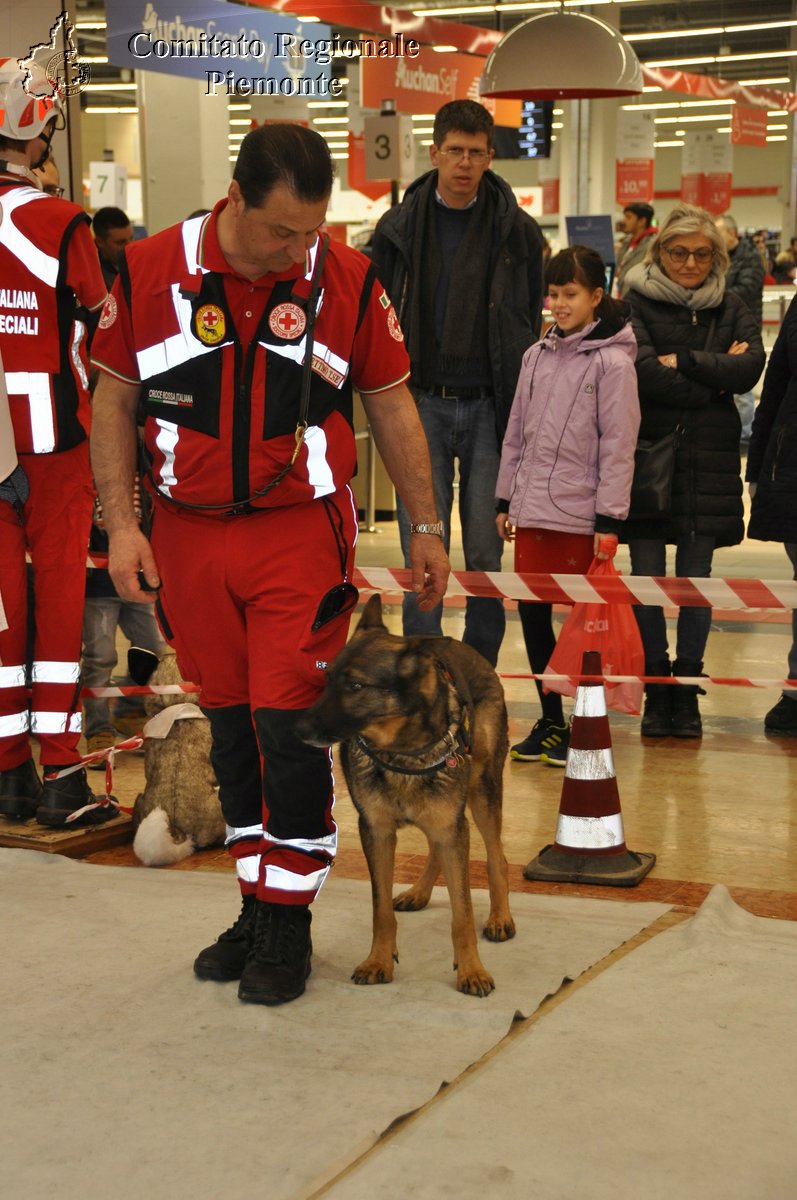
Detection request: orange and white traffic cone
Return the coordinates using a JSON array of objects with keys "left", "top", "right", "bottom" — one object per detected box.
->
[{"left": 523, "top": 650, "right": 655, "bottom": 887}]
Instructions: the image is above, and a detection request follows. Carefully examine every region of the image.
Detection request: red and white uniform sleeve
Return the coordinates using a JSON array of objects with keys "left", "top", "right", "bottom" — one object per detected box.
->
[
  {"left": 350, "top": 284, "right": 410, "bottom": 395},
  {"left": 90, "top": 274, "right": 139, "bottom": 384}
]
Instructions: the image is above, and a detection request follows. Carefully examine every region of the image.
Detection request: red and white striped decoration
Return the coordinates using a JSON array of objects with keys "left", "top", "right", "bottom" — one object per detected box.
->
[
  {"left": 350, "top": 567, "right": 797, "bottom": 612},
  {"left": 81, "top": 553, "right": 797, "bottom": 611},
  {"left": 554, "top": 663, "right": 627, "bottom": 857}
]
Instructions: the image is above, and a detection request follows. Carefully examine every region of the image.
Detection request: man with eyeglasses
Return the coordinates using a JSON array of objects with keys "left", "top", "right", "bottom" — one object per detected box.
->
[
  {"left": 0, "top": 61, "right": 112, "bottom": 827},
  {"left": 372, "top": 98, "right": 545, "bottom": 668},
  {"left": 33, "top": 150, "right": 64, "bottom": 198}
]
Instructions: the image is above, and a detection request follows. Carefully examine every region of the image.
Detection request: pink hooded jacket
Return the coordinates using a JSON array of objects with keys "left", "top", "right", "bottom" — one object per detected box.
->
[{"left": 496, "top": 315, "right": 640, "bottom": 535}]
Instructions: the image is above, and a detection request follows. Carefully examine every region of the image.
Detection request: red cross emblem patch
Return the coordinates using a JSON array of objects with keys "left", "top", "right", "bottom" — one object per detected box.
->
[{"left": 269, "top": 302, "right": 307, "bottom": 340}]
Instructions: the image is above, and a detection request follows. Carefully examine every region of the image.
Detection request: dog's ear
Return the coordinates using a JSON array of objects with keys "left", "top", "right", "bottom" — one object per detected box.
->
[{"left": 355, "top": 593, "right": 385, "bottom": 631}]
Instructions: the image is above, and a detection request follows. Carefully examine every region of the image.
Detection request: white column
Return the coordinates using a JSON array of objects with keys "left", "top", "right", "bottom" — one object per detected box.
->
[{"left": 137, "top": 72, "right": 230, "bottom": 233}]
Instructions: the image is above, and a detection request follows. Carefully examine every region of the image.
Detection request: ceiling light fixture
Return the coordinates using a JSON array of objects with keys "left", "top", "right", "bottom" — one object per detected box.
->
[{"left": 480, "top": 9, "right": 643, "bottom": 100}]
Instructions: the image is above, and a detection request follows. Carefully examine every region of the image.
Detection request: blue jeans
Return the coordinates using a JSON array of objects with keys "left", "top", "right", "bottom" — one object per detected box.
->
[
  {"left": 628, "top": 536, "right": 716, "bottom": 668},
  {"left": 735, "top": 391, "right": 756, "bottom": 445},
  {"left": 396, "top": 388, "right": 505, "bottom": 667}
]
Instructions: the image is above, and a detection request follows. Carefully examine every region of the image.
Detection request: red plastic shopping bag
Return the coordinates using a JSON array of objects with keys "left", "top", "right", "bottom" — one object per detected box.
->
[{"left": 542, "top": 556, "right": 645, "bottom": 715}]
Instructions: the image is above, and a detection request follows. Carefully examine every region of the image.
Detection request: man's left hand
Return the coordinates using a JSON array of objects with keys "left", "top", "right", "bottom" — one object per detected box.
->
[{"left": 409, "top": 533, "right": 451, "bottom": 610}]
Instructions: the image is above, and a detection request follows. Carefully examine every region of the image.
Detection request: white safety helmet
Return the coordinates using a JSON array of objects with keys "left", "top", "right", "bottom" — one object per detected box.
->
[{"left": 0, "top": 58, "right": 63, "bottom": 142}]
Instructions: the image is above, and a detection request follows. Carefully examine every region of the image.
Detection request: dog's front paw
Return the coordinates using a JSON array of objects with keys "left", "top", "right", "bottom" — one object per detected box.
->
[
  {"left": 482, "top": 914, "right": 516, "bottom": 942},
  {"left": 351, "top": 956, "right": 396, "bottom": 985},
  {"left": 392, "top": 886, "right": 431, "bottom": 912},
  {"left": 455, "top": 964, "right": 495, "bottom": 997}
]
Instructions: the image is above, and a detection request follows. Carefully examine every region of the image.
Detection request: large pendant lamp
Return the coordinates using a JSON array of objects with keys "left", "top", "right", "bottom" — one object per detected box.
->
[{"left": 480, "top": 9, "right": 644, "bottom": 100}]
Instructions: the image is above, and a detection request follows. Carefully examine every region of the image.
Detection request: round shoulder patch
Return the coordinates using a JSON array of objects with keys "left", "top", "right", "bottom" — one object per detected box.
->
[
  {"left": 387, "top": 307, "right": 404, "bottom": 342},
  {"left": 195, "top": 303, "right": 226, "bottom": 345},
  {"left": 98, "top": 293, "right": 117, "bottom": 330},
  {"left": 269, "top": 302, "right": 307, "bottom": 341}
]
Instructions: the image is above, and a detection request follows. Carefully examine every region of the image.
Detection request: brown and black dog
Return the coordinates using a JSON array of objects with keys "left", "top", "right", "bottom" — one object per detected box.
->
[{"left": 297, "top": 594, "right": 515, "bottom": 997}]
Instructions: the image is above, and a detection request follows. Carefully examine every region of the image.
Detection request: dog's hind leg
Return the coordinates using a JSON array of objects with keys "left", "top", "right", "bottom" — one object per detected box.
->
[
  {"left": 352, "top": 815, "right": 399, "bottom": 985},
  {"left": 433, "top": 815, "right": 494, "bottom": 997},
  {"left": 468, "top": 773, "right": 516, "bottom": 943},
  {"left": 392, "top": 840, "right": 440, "bottom": 912}
]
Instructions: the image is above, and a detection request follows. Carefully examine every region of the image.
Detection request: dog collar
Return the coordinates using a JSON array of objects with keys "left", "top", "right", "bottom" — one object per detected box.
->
[{"left": 355, "top": 723, "right": 466, "bottom": 776}]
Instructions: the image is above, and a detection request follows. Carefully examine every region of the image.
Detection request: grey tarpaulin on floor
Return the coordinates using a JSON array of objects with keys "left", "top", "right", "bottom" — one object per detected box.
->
[
  {"left": 0, "top": 850, "right": 670, "bottom": 1199},
  {"left": 333, "top": 885, "right": 797, "bottom": 1200}
]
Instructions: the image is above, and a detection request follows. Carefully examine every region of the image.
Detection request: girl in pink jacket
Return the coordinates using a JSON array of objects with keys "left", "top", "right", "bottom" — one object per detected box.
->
[{"left": 496, "top": 246, "right": 640, "bottom": 765}]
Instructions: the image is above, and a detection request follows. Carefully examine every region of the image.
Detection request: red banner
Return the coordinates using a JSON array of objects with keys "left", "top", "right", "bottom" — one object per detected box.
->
[
  {"left": 360, "top": 46, "right": 485, "bottom": 115},
  {"left": 703, "top": 172, "right": 733, "bottom": 214},
  {"left": 615, "top": 159, "right": 655, "bottom": 206},
  {"left": 731, "top": 106, "right": 768, "bottom": 147},
  {"left": 542, "top": 177, "right": 560, "bottom": 216},
  {"left": 347, "top": 133, "right": 390, "bottom": 202},
  {"left": 681, "top": 173, "right": 703, "bottom": 206}
]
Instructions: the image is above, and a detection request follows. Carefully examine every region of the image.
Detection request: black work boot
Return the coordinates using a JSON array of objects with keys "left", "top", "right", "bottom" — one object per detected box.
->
[
  {"left": 671, "top": 660, "right": 706, "bottom": 739},
  {"left": 238, "top": 901, "right": 313, "bottom": 1006},
  {"left": 640, "top": 661, "right": 672, "bottom": 737},
  {"left": 0, "top": 759, "right": 43, "bottom": 820},
  {"left": 36, "top": 767, "right": 118, "bottom": 827},
  {"left": 194, "top": 893, "right": 257, "bottom": 981}
]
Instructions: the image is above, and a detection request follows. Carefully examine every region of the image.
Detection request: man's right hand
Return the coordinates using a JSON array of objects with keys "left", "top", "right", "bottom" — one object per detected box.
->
[{"left": 109, "top": 525, "right": 160, "bottom": 603}]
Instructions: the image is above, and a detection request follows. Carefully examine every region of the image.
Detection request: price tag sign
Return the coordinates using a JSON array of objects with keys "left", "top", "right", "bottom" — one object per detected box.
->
[
  {"left": 363, "top": 115, "right": 414, "bottom": 185},
  {"left": 89, "top": 162, "right": 128, "bottom": 211}
]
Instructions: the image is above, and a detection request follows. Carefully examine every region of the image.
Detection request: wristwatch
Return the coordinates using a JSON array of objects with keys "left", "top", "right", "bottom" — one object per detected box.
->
[{"left": 409, "top": 521, "right": 444, "bottom": 538}]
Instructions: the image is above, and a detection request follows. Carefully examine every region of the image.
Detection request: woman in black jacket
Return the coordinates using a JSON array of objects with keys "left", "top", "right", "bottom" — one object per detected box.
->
[
  {"left": 624, "top": 204, "right": 765, "bottom": 738},
  {"left": 746, "top": 293, "right": 797, "bottom": 735}
]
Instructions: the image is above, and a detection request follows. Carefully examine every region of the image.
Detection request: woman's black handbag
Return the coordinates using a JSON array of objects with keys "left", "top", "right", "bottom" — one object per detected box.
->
[{"left": 630, "top": 425, "right": 683, "bottom": 517}]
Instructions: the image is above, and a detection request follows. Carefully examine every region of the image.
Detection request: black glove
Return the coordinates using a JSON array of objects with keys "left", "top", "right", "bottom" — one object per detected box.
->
[{"left": 0, "top": 464, "right": 30, "bottom": 510}]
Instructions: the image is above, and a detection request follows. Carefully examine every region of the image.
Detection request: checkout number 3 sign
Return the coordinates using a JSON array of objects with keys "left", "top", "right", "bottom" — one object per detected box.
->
[{"left": 363, "top": 115, "right": 415, "bottom": 184}]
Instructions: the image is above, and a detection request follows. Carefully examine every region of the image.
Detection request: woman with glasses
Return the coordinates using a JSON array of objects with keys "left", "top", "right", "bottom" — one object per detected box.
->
[{"left": 623, "top": 203, "right": 765, "bottom": 739}]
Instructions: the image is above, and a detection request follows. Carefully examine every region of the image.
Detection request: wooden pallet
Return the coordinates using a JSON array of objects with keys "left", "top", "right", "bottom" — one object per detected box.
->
[{"left": 0, "top": 812, "right": 133, "bottom": 859}]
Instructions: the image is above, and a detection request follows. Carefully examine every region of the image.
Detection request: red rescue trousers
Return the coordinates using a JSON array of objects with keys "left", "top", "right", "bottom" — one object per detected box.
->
[
  {"left": 150, "top": 487, "right": 358, "bottom": 906},
  {"left": 0, "top": 442, "right": 94, "bottom": 769}
]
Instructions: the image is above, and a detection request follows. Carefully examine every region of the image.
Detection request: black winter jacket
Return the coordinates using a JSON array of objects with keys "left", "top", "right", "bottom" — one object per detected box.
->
[
  {"left": 747, "top": 293, "right": 797, "bottom": 542},
  {"left": 371, "top": 170, "right": 545, "bottom": 444},
  {"left": 725, "top": 236, "right": 765, "bottom": 325},
  {"left": 624, "top": 288, "right": 765, "bottom": 547}
]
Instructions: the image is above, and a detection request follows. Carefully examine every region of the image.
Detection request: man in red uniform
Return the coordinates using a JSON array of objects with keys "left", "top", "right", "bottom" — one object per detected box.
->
[
  {"left": 91, "top": 124, "right": 450, "bottom": 1006},
  {"left": 0, "top": 61, "right": 113, "bottom": 826}
]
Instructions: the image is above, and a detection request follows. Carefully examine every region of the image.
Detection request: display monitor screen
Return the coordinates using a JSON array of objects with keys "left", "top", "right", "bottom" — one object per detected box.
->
[{"left": 493, "top": 101, "right": 553, "bottom": 160}]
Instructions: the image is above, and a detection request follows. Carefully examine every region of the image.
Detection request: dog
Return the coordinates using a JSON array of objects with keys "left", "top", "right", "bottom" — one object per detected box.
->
[
  {"left": 131, "top": 649, "right": 225, "bottom": 867},
  {"left": 297, "top": 594, "right": 515, "bottom": 997}
]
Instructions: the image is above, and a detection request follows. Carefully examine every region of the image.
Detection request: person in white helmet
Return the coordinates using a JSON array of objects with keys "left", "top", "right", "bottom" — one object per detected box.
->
[{"left": 0, "top": 59, "right": 112, "bottom": 826}]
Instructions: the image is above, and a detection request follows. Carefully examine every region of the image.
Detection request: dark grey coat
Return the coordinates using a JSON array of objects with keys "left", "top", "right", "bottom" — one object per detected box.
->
[
  {"left": 371, "top": 169, "right": 545, "bottom": 443},
  {"left": 624, "top": 288, "right": 765, "bottom": 547},
  {"left": 725, "top": 236, "right": 765, "bottom": 325},
  {"left": 747, "top": 293, "right": 797, "bottom": 542}
]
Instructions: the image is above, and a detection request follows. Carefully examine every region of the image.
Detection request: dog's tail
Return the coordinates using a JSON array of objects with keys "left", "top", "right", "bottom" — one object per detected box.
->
[{"left": 133, "top": 807, "right": 195, "bottom": 867}]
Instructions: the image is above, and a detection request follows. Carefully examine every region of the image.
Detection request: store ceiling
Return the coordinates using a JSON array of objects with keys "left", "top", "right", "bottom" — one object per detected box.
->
[{"left": 73, "top": 0, "right": 797, "bottom": 96}]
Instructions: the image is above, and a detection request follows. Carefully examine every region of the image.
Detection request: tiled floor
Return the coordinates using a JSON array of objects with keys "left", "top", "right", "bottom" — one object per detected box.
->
[{"left": 80, "top": 501, "right": 797, "bottom": 924}]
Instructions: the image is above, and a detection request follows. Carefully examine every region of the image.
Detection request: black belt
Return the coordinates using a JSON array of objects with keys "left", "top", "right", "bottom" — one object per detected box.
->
[{"left": 428, "top": 385, "right": 492, "bottom": 400}]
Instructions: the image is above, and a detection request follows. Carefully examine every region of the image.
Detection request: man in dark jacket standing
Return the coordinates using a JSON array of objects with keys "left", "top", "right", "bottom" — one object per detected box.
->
[
  {"left": 717, "top": 213, "right": 765, "bottom": 447},
  {"left": 372, "top": 99, "right": 544, "bottom": 666}
]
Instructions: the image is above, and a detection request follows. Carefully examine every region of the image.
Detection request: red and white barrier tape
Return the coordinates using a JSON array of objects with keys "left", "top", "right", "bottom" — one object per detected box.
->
[
  {"left": 81, "top": 553, "right": 797, "bottom": 610},
  {"left": 50, "top": 735, "right": 143, "bottom": 822},
  {"left": 77, "top": 673, "right": 797, "bottom": 698},
  {"left": 351, "top": 567, "right": 797, "bottom": 611}
]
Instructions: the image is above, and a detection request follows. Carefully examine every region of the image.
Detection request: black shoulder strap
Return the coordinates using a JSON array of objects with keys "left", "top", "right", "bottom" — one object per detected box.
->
[{"left": 355, "top": 260, "right": 378, "bottom": 335}]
